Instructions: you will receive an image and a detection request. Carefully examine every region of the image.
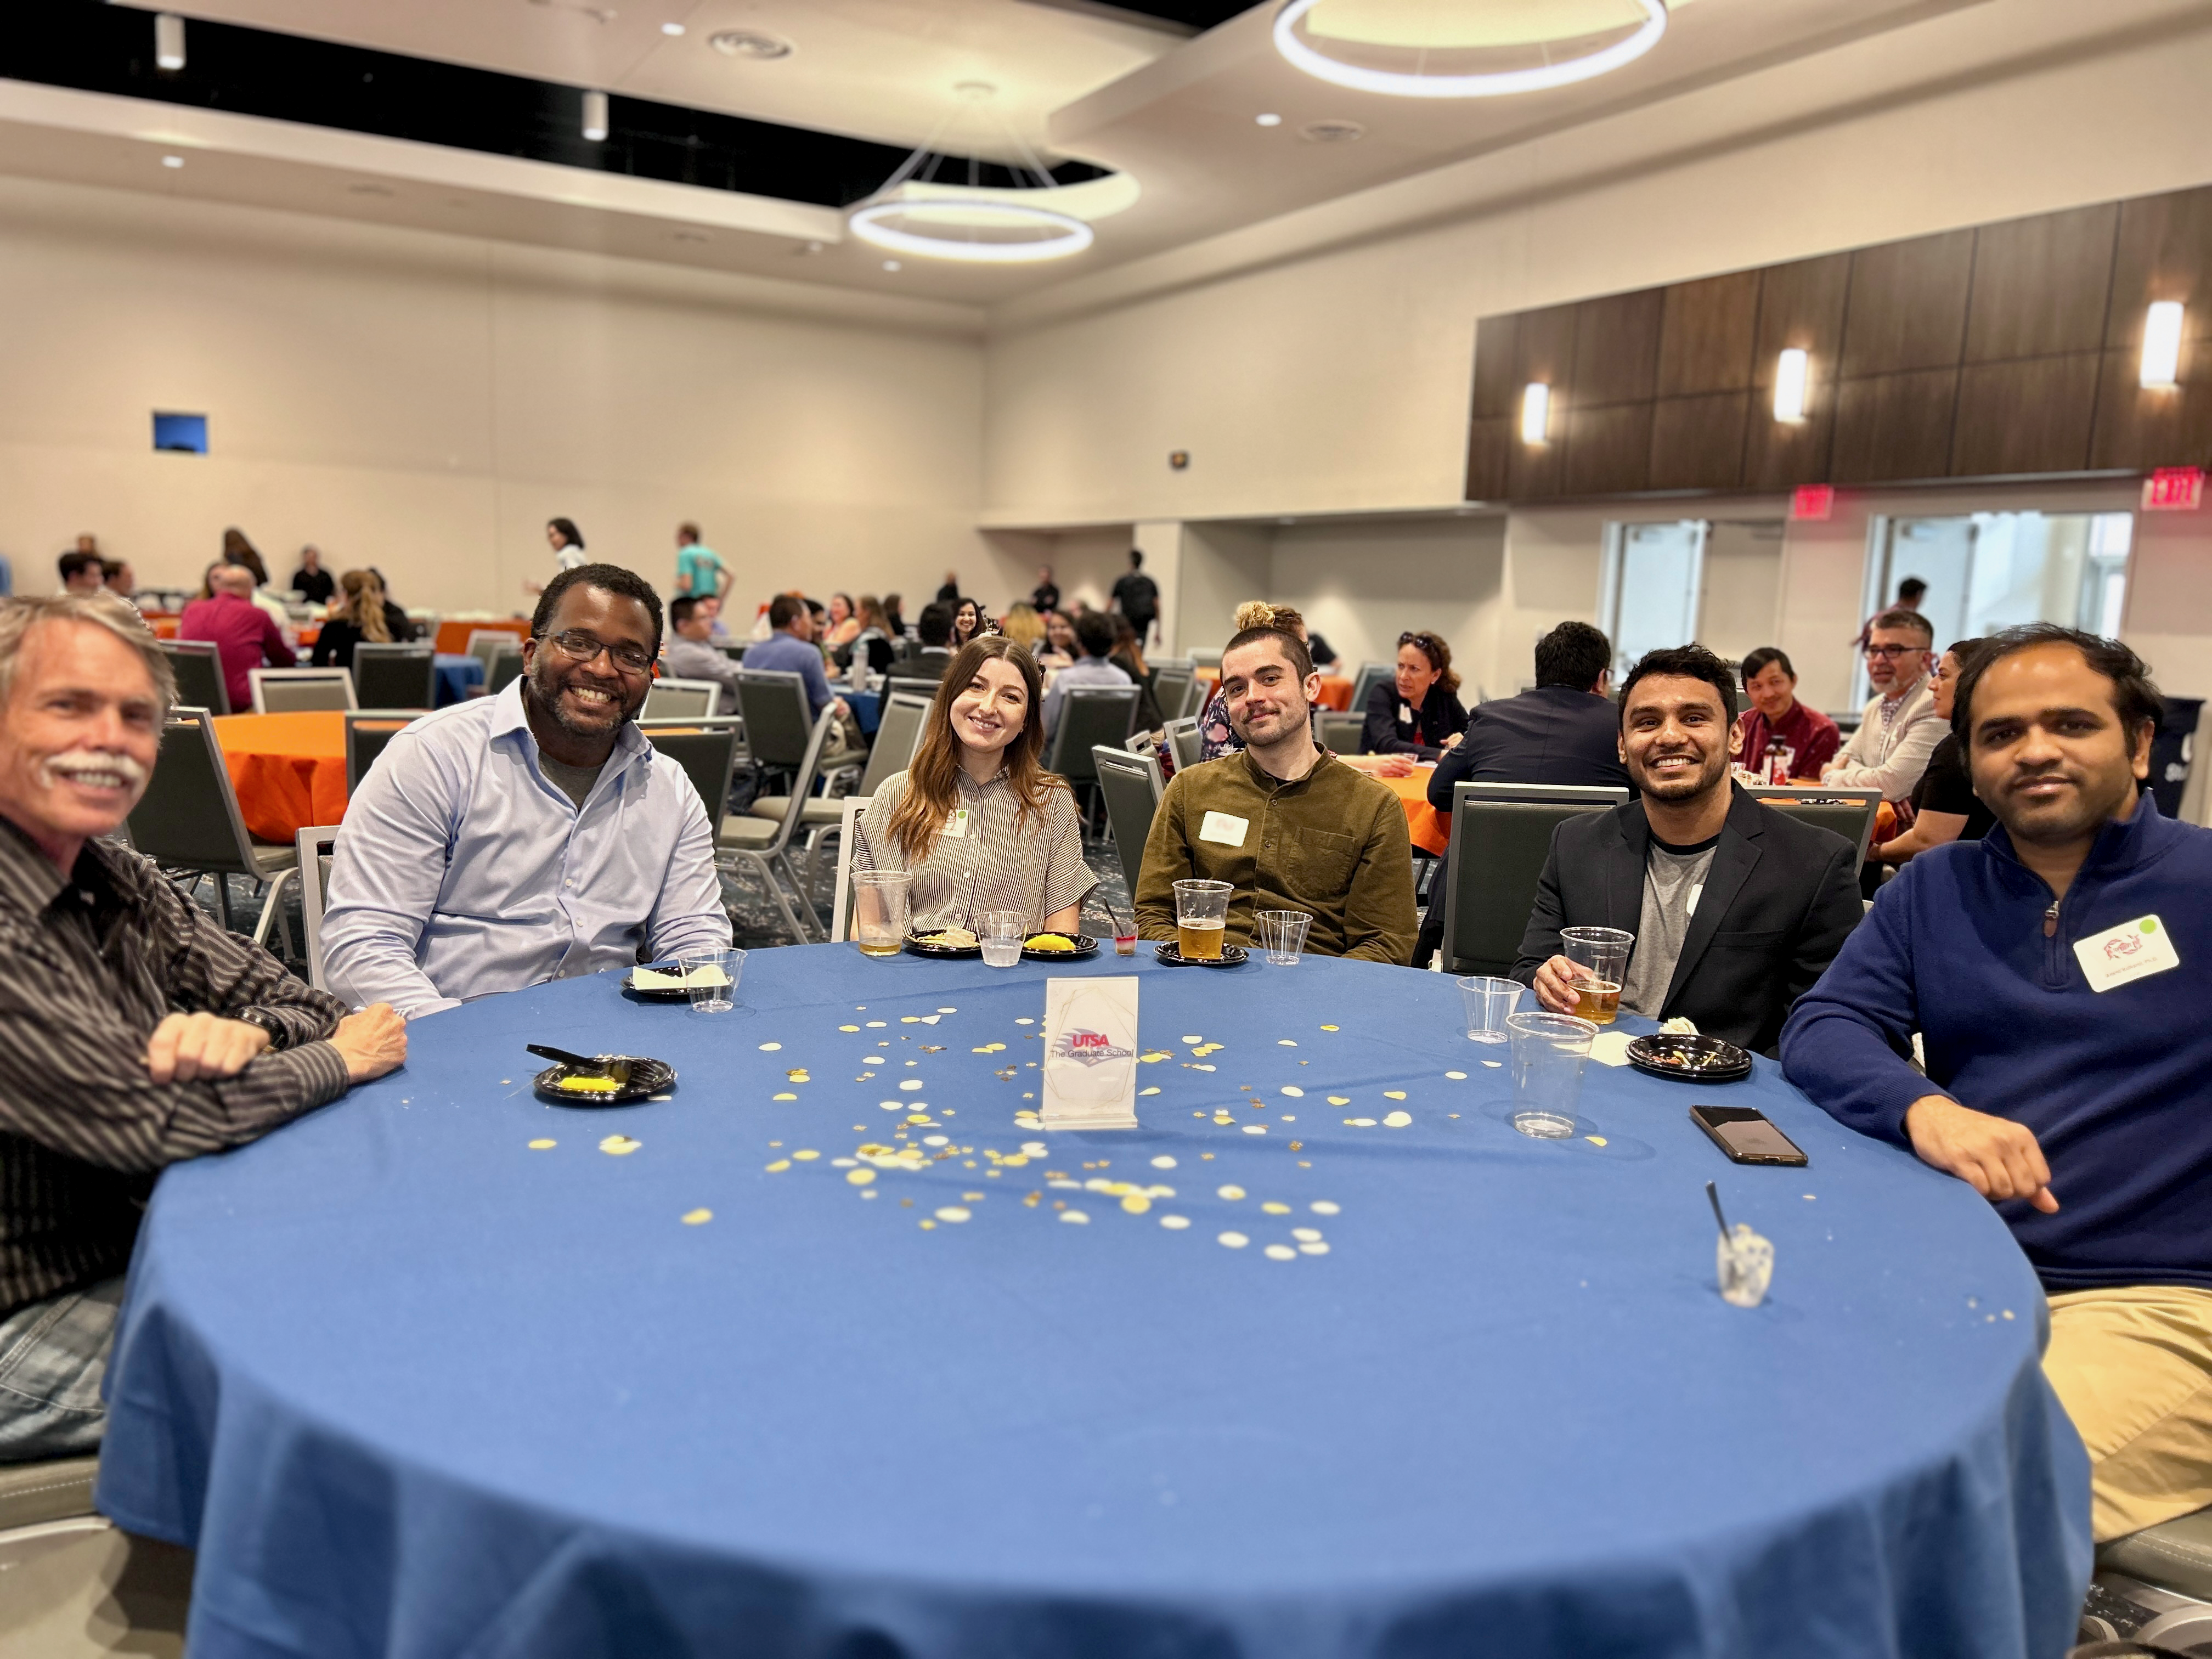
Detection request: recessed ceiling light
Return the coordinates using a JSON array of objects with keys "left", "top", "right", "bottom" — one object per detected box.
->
[
  {"left": 582, "top": 89, "right": 609, "bottom": 142},
  {"left": 709, "top": 28, "right": 793, "bottom": 59},
  {"left": 1255, "top": 112, "right": 1282, "bottom": 127},
  {"left": 882, "top": 259, "right": 901, "bottom": 272},
  {"left": 1301, "top": 119, "right": 1365, "bottom": 143},
  {"left": 661, "top": 21, "right": 684, "bottom": 35},
  {"left": 155, "top": 13, "right": 186, "bottom": 72},
  {"left": 160, "top": 154, "right": 184, "bottom": 168}
]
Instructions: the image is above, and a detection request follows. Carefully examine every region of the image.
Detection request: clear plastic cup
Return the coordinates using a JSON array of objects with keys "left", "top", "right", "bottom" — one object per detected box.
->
[
  {"left": 979, "top": 910, "right": 1026, "bottom": 969},
  {"left": 1457, "top": 975, "right": 1523, "bottom": 1043},
  {"left": 1172, "top": 879, "right": 1233, "bottom": 961},
  {"left": 676, "top": 948, "right": 743, "bottom": 1014},
  {"left": 1256, "top": 909, "right": 1313, "bottom": 966},
  {"left": 1561, "top": 926, "right": 1633, "bottom": 1025},
  {"left": 1506, "top": 1010, "right": 1596, "bottom": 1137},
  {"left": 1718, "top": 1223, "right": 1774, "bottom": 1307},
  {"left": 851, "top": 871, "right": 912, "bottom": 958}
]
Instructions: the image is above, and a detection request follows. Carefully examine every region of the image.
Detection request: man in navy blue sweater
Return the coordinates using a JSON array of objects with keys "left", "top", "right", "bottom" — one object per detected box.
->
[{"left": 1783, "top": 625, "right": 2212, "bottom": 1543}]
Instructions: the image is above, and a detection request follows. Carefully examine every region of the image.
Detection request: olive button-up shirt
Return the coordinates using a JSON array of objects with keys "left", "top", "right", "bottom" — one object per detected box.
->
[{"left": 1135, "top": 748, "right": 1418, "bottom": 966}]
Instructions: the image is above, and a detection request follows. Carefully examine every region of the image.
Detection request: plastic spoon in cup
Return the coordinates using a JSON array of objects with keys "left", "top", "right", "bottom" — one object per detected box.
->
[{"left": 1706, "top": 1180, "right": 1732, "bottom": 1243}]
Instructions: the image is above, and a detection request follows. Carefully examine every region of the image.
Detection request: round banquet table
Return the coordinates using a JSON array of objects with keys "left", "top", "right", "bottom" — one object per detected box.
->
[
  {"left": 211, "top": 710, "right": 348, "bottom": 843},
  {"left": 1338, "top": 754, "right": 1449, "bottom": 856},
  {"left": 97, "top": 948, "right": 2089, "bottom": 1659}
]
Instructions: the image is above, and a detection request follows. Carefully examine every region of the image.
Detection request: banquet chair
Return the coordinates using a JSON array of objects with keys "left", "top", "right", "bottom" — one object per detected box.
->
[
  {"left": 1045, "top": 686, "right": 1140, "bottom": 829},
  {"left": 1437, "top": 782, "right": 1628, "bottom": 977},
  {"left": 1743, "top": 783, "right": 1883, "bottom": 867},
  {"left": 885, "top": 675, "right": 942, "bottom": 705},
  {"left": 1165, "top": 716, "right": 1202, "bottom": 774},
  {"left": 352, "top": 644, "right": 438, "bottom": 711},
  {"left": 249, "top": 668, "right": 356, "bottom": 715},
  {"left": 2086, "top": 1504, "right": 2212, "bottom": 1647},
  {"left": 464, "top": 629, "right": 521, "bottom": 674},
  {"left": 716, "top": 706, "right": 839, "bottom": 945},
  {"left": 826, "top": 795, "right": 873, "bottom": 944},
  {"left": 1150, "top": 664, "right": 1195, "bottom": 725},
  {"left": 746, "top": 690, "right": 929, "bottom": 894},
  {"left": 345, "top": 710, "right": 419, "bottom": 794},
  {"left": 642, "top": 679, "right": 721, "bottom": 721},
  {"left": 124, "top": 709, "right": 300, "bottom": 953},
  {"left": 640, "top": 718, "right": 745, "bottom": 822},
  {"left": 1176, "top": 675, "right": 1211, "bottom": 721},
  {"left": 0, "top": 1456, "right": 193, "bottom": 1655},
  {"left": 1091, "top": 745, "right": 1162, "bottom": 892},
  {"left": 1318, "top": 711, "right": 1364, "bottom": 754},
  {"left": 295, "top": 824, "right": 342, "bottom": 991},
  {"left": 486, "top": 645, "right": 526, "bottom": 695},
  {"left": 159, "top": 639, "right": 229, "bottom": 715},
  {"left": 1347, "top": 662, "right": 1395, "bottom": 716},
  {"left": 1188, "top": 647, "right": 1222, "bottom": 670}
]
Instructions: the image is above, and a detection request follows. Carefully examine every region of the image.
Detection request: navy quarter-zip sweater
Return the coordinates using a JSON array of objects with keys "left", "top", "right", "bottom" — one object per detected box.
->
[{"left": 1782, "top": 794, "right": 2212, "bottom": 1293}]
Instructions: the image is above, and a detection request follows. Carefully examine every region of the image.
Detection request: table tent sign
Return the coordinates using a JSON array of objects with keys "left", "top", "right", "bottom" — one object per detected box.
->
[{"left": 1039, "top": 975, "right": 1140, "bottom": 1130}]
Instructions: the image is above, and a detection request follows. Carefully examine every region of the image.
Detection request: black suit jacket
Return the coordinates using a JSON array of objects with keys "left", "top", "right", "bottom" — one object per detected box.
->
[
  {"left": 1429, "top": 685, "right": 1628, "bottom": 810},
  {"left": 1509, "top": 786, "right": 1863, "bottom": 1055}
]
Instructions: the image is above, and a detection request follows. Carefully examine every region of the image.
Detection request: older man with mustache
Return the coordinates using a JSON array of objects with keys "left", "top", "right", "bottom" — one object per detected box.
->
[
  {"left": 321, "top": 563, "right": 730, "bottom": 1018},
  {"left": 0, "top": 594, "right": 406, "bottom": 1459}
]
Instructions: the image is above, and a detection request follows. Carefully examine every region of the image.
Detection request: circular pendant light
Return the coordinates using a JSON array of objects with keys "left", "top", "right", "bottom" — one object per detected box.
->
[
  {"left": 1272, "top": 0, "right": 1667, "bottom": 98},
  {"left": 848, "top": 193, "right": 1094, "bottom": 265}
]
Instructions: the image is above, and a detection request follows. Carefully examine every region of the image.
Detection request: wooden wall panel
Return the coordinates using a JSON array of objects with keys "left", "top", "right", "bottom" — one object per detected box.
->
[
  {"left": 1950, "top": 355, "right": 2100, "bottom": 475},
  {"left": 1753, "top": 252, "right": 1852, "bottom": 391},
  {"left": 1741, "top": 402, "right": 1835, "bottom": 491},
  {"left": 1649, "top": 392, "right": 1750, "bottom": 490},
  {"left": 1830, "top": 368, "right": 1959, "bottom": 483},
  {"left": 1514, "top": 303, "right": 1579, "bottom": 391},
  {"left": 1657, "top": 270, "right": 1760, "bottom": 397},
  {"left": 1572, "top": 288, "right": 1663, "bottom": 406},
  {"left": 1465, "top": 418, "right": 1513, "bottom": 500},
  {"left": 2089, "top": 348, "right": 2212, "bottom": 469},
  {"left": 1841, "top": 229, "right": 1974, "bottom": 377},
  {"left": 2106, "top": 185, "right": 2212, "bottom": 349},
  {"left": 1966, "top": 205, "right": 2118, "bottom": 362},
  {"left": 1564, "top": 403, "right": 1654, "bottom": 495},
  {"left": 1470, "top": 314, "right": 1521, "bottom": 420}
]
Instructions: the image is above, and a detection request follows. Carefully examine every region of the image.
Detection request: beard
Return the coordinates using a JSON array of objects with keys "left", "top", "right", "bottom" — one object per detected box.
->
[{"left": 526, "top": 657, "right": 642, "bottom": 737}]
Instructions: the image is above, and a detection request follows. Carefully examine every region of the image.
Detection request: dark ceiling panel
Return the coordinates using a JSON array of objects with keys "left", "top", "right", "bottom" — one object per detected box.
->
[
  {"left": 1063, "top": 0, "right": 1259, "bottom": 29},
  {"left": 8, "top": 1, "right": 1103, "bottom": 208}
]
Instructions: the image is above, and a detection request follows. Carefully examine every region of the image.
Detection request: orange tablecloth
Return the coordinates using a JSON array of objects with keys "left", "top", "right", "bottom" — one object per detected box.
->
[
  {"left": 435, "top": 618, "right": 529, "bottom": 656},
  {"left": 1193, "top": 668, "right": 1354, "bottom": 712},
  {"left": 212, "top": 712, "right": 349, "bottom": 843},
  {"left": 1338, "top": 754, "right": 1449, "bottom": 856},
  {"left": 153, "top": 617, "right": 318, "bottom": 644}
]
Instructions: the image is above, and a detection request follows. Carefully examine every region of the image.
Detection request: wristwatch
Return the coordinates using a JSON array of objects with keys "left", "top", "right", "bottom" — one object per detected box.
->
[{"left": 235, "top": 1008, "right": 291, "bottom": 1051}]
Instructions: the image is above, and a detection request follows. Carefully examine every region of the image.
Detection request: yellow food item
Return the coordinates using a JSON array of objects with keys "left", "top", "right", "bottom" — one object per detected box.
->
[
  {"left": 1025, "top": 934, "right": 1077, "bottom": 952},
  {"left": 917, "top": 928, "right": 979, "bottom": 948},
  {"left": 558, "top": 1075, "right": 619, "bottom": 1093}
]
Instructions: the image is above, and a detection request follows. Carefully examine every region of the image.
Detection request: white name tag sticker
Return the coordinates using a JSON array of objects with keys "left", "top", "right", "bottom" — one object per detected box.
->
[
  {"left": 943, "top": 808, "right": 971, "bottom": 840},
  {"left": 1198, "top": 811, "right": 1248, "bottom": 848},
  {"left": 2073, "top": 913, "right": 2181, "bottom": 992},
  {"left": 1400, "top": 701, "right": 1414, "bottom": 726}
]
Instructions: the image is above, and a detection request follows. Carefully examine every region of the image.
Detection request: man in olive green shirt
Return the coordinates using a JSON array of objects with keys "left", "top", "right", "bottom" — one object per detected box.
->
[{"left": 1136, "top": 624, "right": 1417, "bottom": 965}]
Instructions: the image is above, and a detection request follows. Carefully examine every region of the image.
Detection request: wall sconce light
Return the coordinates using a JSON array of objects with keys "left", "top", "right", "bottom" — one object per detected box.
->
[
  {"left": 1773, "top": 348, "right": 1810, "bottom": 423},
  {"left": 2141, "top": 302, "right": 2185, "bottom": 390},
  {"left": 582, "top": 89, "right": 610, "bottom": 143},
  {"left": 1520, "top": 382, "right": 1550, "bottom": 445},
  {"left": 154, "top": 13, "right": 186, "bottom": 72}
]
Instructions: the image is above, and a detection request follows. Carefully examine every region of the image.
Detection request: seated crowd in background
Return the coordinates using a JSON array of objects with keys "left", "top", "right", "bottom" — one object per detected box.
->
[
  {"left": 1361, "top": 629, "right": 1466, "bottom": 761},
  {"left": 1825, "top": 606, "right": 1941, "bottom": 805},
  {"left": 1513, "top": 644, "right": 1864, "bottom": 1055},
  {"left": 1732, "top": 646, "right": 1841, "bottom": 781},
  {"left": 1040, "top": 611, "right": 1130, "bottom": 743},
  {"left": 744, "top": 593, "right": 859, "bottom": 761},
  {"left": 309, "top": 568, "right": 409, "bottom": 672},
  {"left": 664, "top": 594, "right": 742, "bottom": 715},
  {"left": 179, "top": 563, "right": 295, "bottom": 711},
  {"left": 1871, "top": 637, "right": 1996, "bottom": 864},
  {"left": 1785, "top": 625, "right": 2212, "bottom": 1545},
  {"left": 0, "top": 592, "right": 408, "bottom": 1457}
]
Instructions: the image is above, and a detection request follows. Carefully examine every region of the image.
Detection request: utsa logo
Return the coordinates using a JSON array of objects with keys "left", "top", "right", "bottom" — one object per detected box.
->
[{"left": 1052, "top": 1030, "right": 1132, "bottom": 1067}]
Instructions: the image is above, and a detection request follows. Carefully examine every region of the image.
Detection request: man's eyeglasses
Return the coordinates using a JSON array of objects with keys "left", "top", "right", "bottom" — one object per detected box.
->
[
  {"left": 1863, "top": 644, "right": 1926, "bottom": 661},
  {"left": 543, "top": 630, "right": 654, "bottom": 675}
]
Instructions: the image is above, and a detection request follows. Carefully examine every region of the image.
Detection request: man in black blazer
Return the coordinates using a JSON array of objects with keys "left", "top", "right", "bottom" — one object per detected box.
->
[{"left": 1511, "top": 645, "right": 1862, "bottom": 1055}]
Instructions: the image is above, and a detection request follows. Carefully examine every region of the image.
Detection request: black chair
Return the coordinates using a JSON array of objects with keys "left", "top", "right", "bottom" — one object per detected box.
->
[
  {"left": 1165, "top": 716, "right": 1203, "bottom": 774},
  {"left": 717, "top": 642, "right": 747, "bottom": 664},
  {"left": 1743, "top": 784, "right": 1883, "bottom": 866},
  {"left": 487, "top": 646, "right": 526, "bottom": 695},
  {"left": 885, "top": 676, "right": 943, "bottom": 706},
  {"left": 640, "top": 679, "right": 720, "bottom": 721},
  {"left": 295, "top": 823, "right": 341, "bottom": 992},
  {"left": 124, "top": 709, "right": 298, "bottom": 951},
  {"left": 733, "top": 670, "right": 815, "bottom": 770},
  {"left": 1045, "top": 686, "right": 1141, "bottom": 826},
  {"left": 1150, "top": 664, "right": 1195, "bottom": 725},
  {"left": 160, "top": 640, "right": 229, "bottom": 715},
  {"left": 1091, "top": 744, "right": 1163, "bottom": 891},
  {"left": 2088, "top": 1506, "right": 2212, "bottom": 1647},
  {"left": 1347, "top": 662, "right": 1394, "bottom": 715},
  {"left": 353, "top": 643, "right": 437, "bottom": 710},
  {"left": 717, "top": 707, "right": 840, "bottom": 945},
  {"left": 345, "top": 710, "right": 420, "bottom": 794},
  {"left": 1318, "top": 710, "right": 1364, "bottom": 753},
  {"left": 1437, "top": 782, "right": 1629, "bottom": 976},
  {"left": 640, "top": 717, "right": 745, "bottom": 822},
  {"left": 250, "top": 668, "right": 355, "bottom": 714}
]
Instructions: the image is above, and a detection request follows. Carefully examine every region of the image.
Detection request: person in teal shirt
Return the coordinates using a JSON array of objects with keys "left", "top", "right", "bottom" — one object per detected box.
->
[{"left": 672, "top": 522, "right": 730, "bottom": 603}]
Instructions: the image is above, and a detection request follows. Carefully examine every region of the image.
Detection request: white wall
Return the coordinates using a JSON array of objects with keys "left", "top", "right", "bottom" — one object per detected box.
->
[{"left": 0, "top": 173, "right": 988, "bottom": 616}]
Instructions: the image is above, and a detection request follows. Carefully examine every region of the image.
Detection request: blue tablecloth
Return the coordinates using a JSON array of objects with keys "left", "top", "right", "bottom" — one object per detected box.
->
[
  {"left": 98, "top": 949, "right": 2089, "bottom": 1658},
  {"left": 433, "top": 653, "right": 484, "bottom": 707},
  {"left": 848, "top": 688, "right": 881, "bottom": 735}
]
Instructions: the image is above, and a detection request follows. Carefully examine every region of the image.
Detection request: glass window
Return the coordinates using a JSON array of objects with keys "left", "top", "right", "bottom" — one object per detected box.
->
[{"left": 1600, "top": 521, "right": 1706, "bottom": 680}]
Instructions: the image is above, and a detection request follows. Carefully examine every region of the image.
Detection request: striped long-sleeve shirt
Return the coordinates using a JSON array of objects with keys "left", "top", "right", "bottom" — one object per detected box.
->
[{"left": 0, "top": 817, "right": 351, "bottom": 1318}]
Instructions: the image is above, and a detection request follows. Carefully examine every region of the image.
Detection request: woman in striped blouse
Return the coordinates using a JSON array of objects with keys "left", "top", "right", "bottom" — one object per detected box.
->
[{"left": 853, "top": 637, "right": 1093, "bottom": 937}]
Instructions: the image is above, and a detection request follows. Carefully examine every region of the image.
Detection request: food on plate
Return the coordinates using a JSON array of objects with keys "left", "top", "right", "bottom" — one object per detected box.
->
[
  {"left": 1024, "top": 933, "right": 1079, "bottom": 952},
  {"left": 557, "top": 1074, "right": 620, "bottom": 1093},
  {"left": 915, "top": 928, "right": 979, "bottom": 948}
]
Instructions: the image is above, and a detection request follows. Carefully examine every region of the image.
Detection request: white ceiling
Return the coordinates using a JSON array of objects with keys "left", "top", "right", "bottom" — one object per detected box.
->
[{"left": 0, "top": 0, "right": 2069, "bottom": 310}]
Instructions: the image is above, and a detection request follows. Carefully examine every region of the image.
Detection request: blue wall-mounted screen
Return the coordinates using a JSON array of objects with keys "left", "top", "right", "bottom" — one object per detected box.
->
[{"left": 153, "top": 411, "right": 207, "bottom": 454}]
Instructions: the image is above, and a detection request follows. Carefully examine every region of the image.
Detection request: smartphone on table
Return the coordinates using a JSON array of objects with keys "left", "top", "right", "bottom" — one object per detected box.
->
[{"left": 1690, "top": 1105, "right": 1808, "bottom": 1167}]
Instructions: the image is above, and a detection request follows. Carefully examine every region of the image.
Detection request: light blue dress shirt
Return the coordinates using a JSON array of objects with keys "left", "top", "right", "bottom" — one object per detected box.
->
[
  {"left": 321, "top": 679, "right": 730, "bottom": 1018},
  {"left": 1041, "top": 656, "right": 1131, "bottom": 741}
]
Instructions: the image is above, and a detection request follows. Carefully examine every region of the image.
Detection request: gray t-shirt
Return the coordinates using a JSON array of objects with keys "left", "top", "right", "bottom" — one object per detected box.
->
[
  {"left": 1620, "top": 836, "right": 1719, "bottom": 1018},
  {"left": 539, "top": 754, "right": 606, "bottom": 811}
]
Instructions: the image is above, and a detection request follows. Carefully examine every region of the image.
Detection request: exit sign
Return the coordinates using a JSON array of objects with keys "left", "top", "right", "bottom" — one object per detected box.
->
[
  {"left": 1791, "top": 484, "right": 1835, "bottom": 521},
  {"left": 2143, "top": 467, "right": 2205, "bottom": 511}
]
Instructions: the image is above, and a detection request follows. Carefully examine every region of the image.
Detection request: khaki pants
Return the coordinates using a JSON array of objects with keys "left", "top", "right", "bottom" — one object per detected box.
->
[{"left": 2045, "top": 1284, "right": 2212, "bottom": 1542}]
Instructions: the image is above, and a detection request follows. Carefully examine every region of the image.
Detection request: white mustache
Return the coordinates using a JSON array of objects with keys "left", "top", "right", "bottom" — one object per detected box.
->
[{"left": 41, "top": 749, "right": 148, "bottom": 789}]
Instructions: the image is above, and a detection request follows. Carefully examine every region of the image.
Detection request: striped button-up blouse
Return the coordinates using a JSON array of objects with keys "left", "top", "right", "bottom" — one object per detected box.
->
[{"left": 852, "top": 768, "right": 1095, "bottom": 934}]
